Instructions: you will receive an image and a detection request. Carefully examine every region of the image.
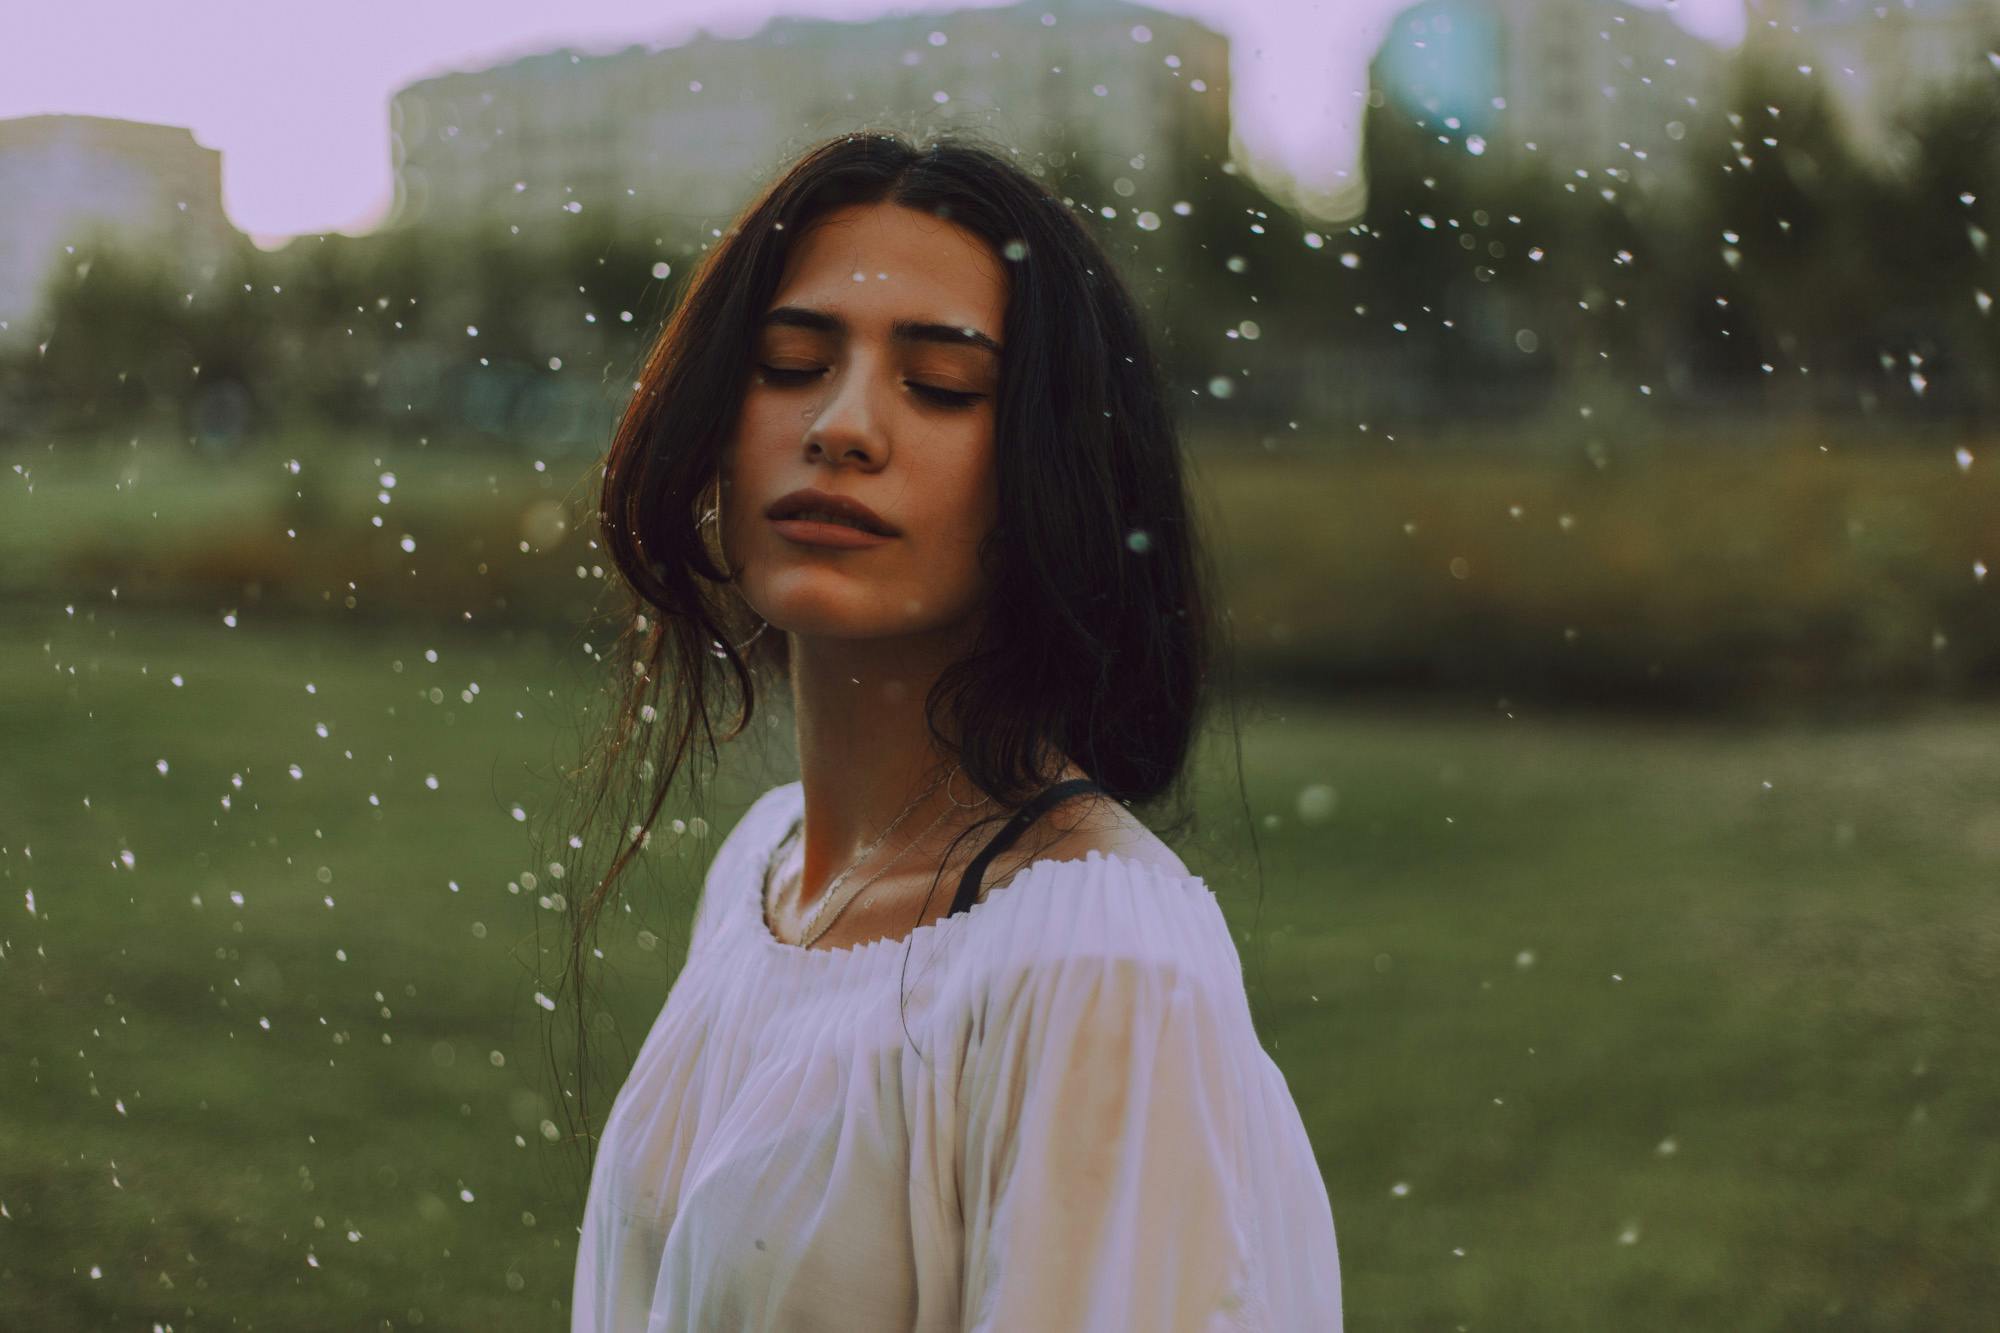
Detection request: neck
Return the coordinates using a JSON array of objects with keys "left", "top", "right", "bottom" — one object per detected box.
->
[{"left": 785, "top": 621, "right": 991, "bottom": 910}]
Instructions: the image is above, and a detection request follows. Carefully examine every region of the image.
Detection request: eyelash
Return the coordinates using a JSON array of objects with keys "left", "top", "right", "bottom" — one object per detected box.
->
[{"left": 757, "top": 365, "right": 984, "bottom": 410}]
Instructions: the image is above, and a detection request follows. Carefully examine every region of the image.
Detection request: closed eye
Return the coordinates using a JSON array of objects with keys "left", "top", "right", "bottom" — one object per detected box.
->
[
  {"left": 907, "top": 383, "right": 984, "bottom": 409},
  {"left": 757, "top": 364, "right": 823, "bottom": 387},
  {"left": 757, "top": 364, "right": 984, "bottom": 410}
]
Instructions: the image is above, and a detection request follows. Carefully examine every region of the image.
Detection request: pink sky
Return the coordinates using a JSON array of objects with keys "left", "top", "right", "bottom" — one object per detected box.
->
[{"left": 0, "top": 0, "right": 1742, "bottom": 246}]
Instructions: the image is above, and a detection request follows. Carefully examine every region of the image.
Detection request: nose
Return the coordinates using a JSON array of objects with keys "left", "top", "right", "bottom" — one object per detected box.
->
[{"left": 803, "top": 357, "right": 886, "bottom": 468}]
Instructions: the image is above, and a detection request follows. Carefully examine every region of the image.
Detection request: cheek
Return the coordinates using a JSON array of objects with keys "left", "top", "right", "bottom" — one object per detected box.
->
[
  {"left": 724, "top": 397, "right": 793, "bottom": 498},
  {"left": 731, "top": 393, "right": 789, "bottom": 461},
  {"left": 913, "top": 431, "right": 1000, "bottom": 567}
]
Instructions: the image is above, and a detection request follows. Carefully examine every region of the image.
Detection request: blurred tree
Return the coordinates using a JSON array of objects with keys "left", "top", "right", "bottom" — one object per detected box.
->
[
  {"left": 7, "top": 49, "right": 1999, "bottom": 451},
  {"left": 1874, "top": 73, "right": 2000, "bottom": 423},
  {"left": 1674, "top": 54, "right": 1890, "bottom": 419},
  {"left": 30, "top": 230, "right": 201, "bottom": 437}
]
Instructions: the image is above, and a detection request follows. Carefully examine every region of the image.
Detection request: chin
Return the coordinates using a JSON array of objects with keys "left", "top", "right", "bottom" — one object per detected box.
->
[
  {"left": 790, "top": 610, "right": 971, "bottom": 644},
  {"left": 753, "top": 576, "right": 981, "bottom": 645}
]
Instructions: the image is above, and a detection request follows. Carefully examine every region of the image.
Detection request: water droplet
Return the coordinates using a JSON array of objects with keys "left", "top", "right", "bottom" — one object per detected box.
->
[{"left": 1296, "top": 785, "right": 1338, "bottom": 823}]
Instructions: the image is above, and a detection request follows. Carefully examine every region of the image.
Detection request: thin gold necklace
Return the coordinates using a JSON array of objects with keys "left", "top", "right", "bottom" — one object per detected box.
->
[
  {"left": 765, "top": 766, "right": 972, "bottom": 949},
  {"left": 798, "top": 800, "right": 954, "bottom": 948}
]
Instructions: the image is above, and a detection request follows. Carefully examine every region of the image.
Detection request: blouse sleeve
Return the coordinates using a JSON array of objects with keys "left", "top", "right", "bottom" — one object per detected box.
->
[{"left": 955, "top": 949, "right": 1263, "bottom": 1332}]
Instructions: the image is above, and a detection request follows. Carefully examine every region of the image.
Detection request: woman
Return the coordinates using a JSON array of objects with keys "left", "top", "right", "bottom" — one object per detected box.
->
[{"left": 564, "top": 130, "right": 1342, "bottom": 1330}]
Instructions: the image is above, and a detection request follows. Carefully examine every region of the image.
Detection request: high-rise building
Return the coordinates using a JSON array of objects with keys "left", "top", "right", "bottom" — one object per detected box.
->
[
  {"left": 1742, "top": 0, "right": 2000, "bottom": 167},
  {"left": 0, "top": 114, "right": 242, "bottom": 344},
  {"left": 387, "top": 0, "right": 1230, "bottom": 235},
  {"left": 1369, "top": 0, "right": 1730, "bottom": 195}
]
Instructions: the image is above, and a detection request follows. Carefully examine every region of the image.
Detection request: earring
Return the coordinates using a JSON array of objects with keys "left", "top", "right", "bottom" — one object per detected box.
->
[
  {"left": 708, "top": 472, "right": 771, "bottom": 653},
  {"left": 709, "top": 474, "right": 734, "bottom": 581}
]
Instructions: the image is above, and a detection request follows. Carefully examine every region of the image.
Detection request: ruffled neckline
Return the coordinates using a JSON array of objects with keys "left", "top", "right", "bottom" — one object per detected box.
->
[{"left": 736, "top": 782, "right": 1223, "bottom": 977}]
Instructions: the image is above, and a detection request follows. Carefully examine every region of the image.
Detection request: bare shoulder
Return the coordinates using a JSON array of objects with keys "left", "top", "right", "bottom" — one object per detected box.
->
[{"left": 1024, "top": 787, "right": 1191, "bottom": 881}]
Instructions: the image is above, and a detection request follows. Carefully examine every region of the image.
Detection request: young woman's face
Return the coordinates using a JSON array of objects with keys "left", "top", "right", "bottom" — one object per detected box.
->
[{"left": 719, "top": 201, "right": 1008, "bottom": 645}]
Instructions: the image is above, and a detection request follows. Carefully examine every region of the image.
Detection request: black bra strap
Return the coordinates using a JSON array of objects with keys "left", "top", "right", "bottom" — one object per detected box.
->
[{"left": 948, "top": 777, "right": 1106, "bottom": 917}]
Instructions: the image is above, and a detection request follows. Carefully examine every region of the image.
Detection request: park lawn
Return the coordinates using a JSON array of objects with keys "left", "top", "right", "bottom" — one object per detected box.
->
[{"left": 2, "top": 606, "right": 1995, "bottom": 1330}]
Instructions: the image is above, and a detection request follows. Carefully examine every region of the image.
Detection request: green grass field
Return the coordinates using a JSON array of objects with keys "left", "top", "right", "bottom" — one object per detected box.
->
[{"left": 3, "top": 607, "right": 1996, "bottom": 1330}]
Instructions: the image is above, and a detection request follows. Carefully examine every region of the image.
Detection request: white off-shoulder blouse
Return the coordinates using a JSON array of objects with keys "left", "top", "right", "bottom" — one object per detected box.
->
[{"left": 572, "top": 781, "right": 1342, "bottom": 1331}]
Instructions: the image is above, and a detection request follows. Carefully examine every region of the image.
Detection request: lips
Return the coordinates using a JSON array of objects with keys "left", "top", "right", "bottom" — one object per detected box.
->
[
  {"left": 768, "top": 516, "right": 896, "bottom": 550},
  {"left": 764, "top": 487, "right": 899, "bottom": 537}
]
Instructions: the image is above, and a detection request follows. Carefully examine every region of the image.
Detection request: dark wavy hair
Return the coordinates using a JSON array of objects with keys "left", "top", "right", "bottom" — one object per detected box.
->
[{"left": 544, "top": 128, "right": 1259, "bottom": 1162}]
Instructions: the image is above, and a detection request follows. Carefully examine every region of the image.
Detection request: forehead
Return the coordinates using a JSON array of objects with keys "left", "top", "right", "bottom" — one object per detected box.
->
[{"left": 769, "top": 202, "right": 1006, "bottom": 330}]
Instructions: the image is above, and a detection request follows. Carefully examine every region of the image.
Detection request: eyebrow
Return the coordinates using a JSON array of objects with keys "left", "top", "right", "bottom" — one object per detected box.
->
[{"left": 760, "top": 305, "right": 1002, "bottom": 356}]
